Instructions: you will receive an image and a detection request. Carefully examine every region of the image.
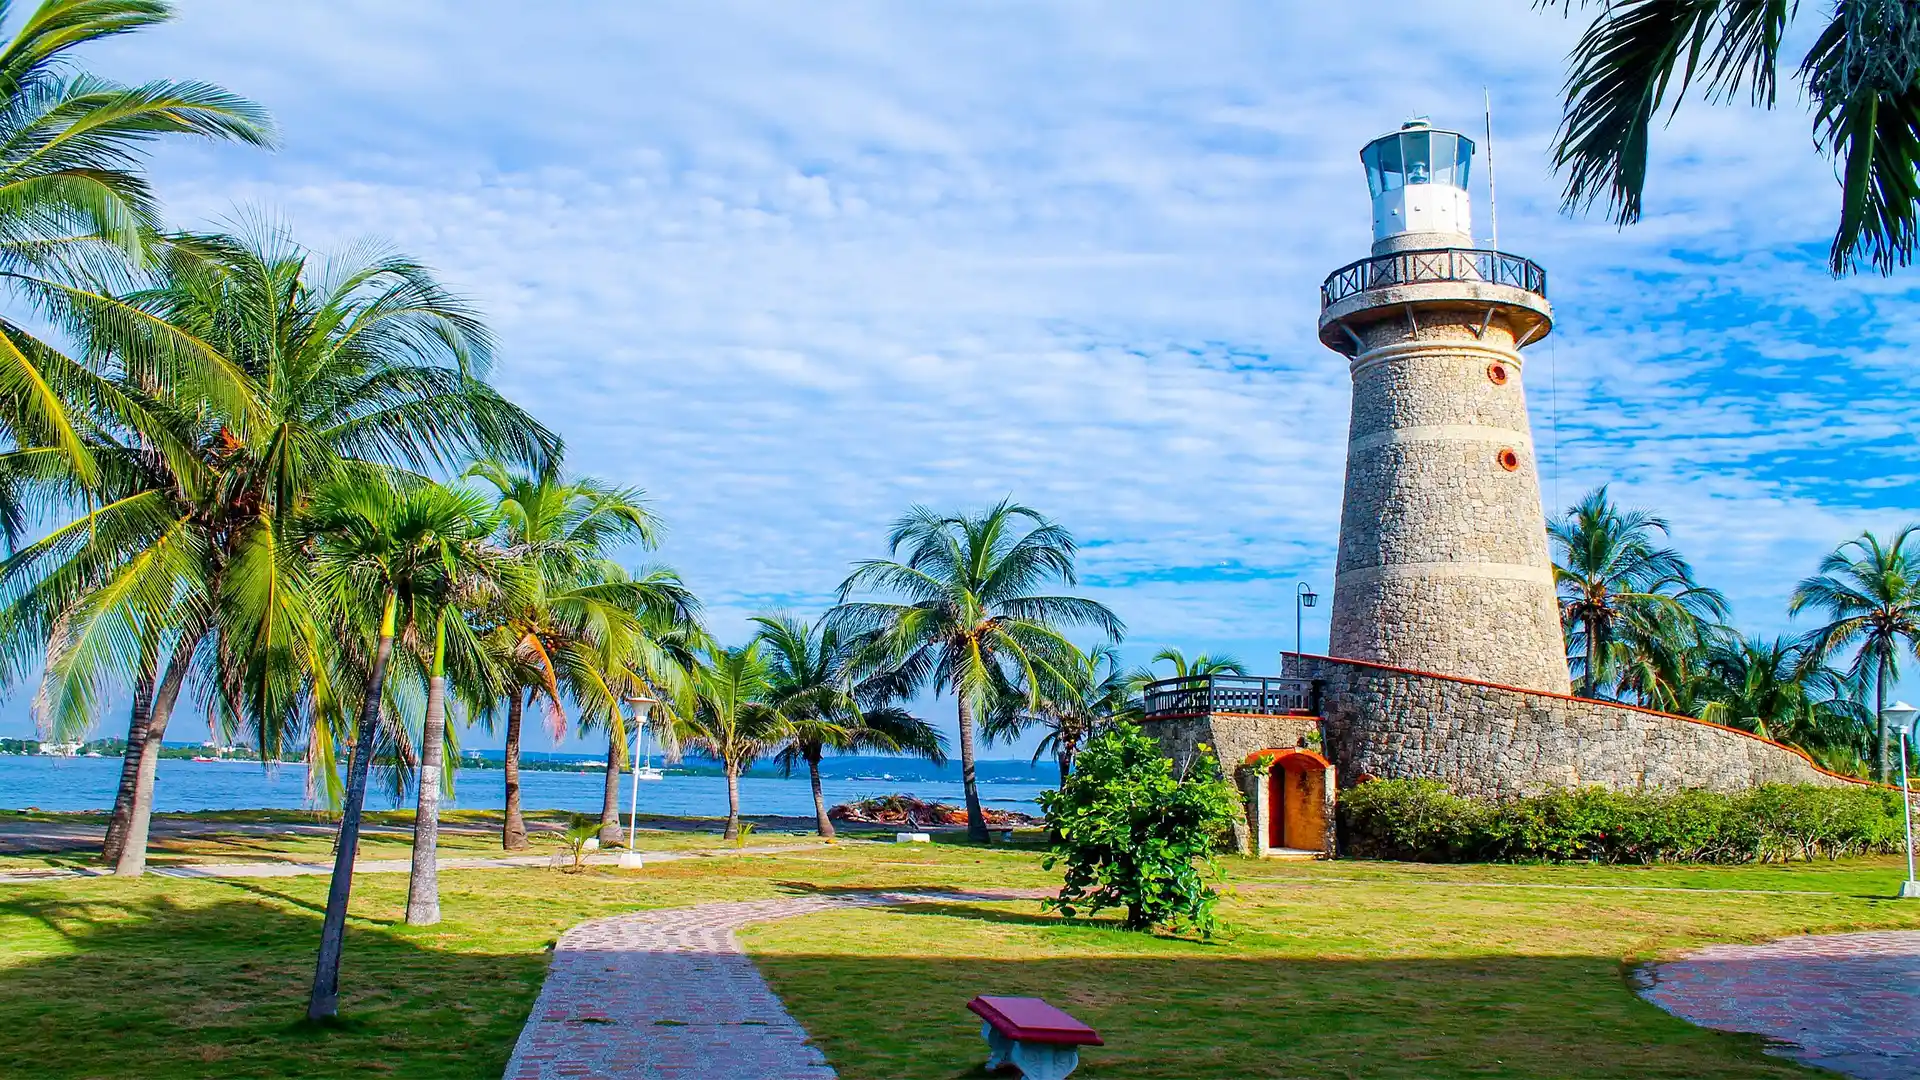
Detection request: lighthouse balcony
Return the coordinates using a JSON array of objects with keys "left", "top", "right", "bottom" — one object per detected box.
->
[
  {"left": 1317, "top": 246, "right": 1553, "bottom": 355},
  {"left": 1320, "top": 247, "right": 1546, "bottom": 309}
]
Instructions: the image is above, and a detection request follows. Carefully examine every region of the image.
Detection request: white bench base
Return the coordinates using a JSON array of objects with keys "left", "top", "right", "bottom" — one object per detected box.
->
[
  {"left": 894, "top": 832, "right": 930, "bottom": 843},
  {"left": 981, "top": 1020, "right": 1081, "bottom": 1079}
]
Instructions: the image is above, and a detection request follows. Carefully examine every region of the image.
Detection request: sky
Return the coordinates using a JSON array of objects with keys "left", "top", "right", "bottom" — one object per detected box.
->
[{"left": 7, "top": 1, "right": 1919, "bottom": 755}]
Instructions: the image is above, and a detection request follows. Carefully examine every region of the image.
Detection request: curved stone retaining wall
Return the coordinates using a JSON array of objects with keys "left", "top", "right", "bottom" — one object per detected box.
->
[{"left": 1283, "top": 653, "right": 1853, "bottom": 797}]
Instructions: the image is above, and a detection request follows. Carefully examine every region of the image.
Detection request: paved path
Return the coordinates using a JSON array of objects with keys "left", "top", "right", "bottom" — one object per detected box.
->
[
  {"left": 0, "top": 843, "right": 823, "bottom": 884},
  {"left": 504, "top": 889, "right": 1048, "bottom": 1080},
  {"left": 1639, "top": 930, "right": 1920, "bottom": 1080}
]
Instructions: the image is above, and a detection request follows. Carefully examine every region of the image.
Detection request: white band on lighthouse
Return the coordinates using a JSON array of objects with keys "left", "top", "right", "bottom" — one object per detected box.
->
[{"left": 1347, "top": 425, "right": 1532, "bottom": 454}]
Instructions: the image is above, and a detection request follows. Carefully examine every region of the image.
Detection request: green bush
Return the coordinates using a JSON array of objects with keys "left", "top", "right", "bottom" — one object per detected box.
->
[
  {"left": 1341, "top": 779, "right": 1909, "bottom": 864},
  {"left": 1039, "top": 724, "right": 1240, "bottom": 935}
]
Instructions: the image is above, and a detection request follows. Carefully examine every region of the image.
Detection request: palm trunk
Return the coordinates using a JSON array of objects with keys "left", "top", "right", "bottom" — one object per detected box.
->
[
  {"left": 502, "top": 689, "right": 528, "bottom": 850},
  {"left": 309, "top": 591, "right": 398, "bottom": 1022},
  {"left": 807, "top": 749, "right": 834, "bottom": 839},
  {"left": 406, "top": 617, "right": 448, "bottom": 926},
  {"left": 599, "top": 732, "right": 623, "bottom": 847},
  {"left": 1583, "top": 613, "right": 1602, "bottom": 698},
  {"left": 1877, "top": 661, "right": 1890, "bottom": 784},
  {"left": 723, "top": 763, "right": 742, "bottom": 840},
  {"left": 957, "top": 696, "right": 988, "bottom": 843},
  {"left": 101, "top": 650, "right": 159, "bottom": 864},
  {"left": 114, "top": 630, "right": 199, "bottom": 877}
]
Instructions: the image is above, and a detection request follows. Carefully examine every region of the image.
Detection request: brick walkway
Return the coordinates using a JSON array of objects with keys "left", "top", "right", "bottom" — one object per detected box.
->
[
  {"left": 1638, "top": 930, "right": 1920, "bottom": 1080},
  {"left": 503, "top": 889, "right": 1047, "bottom": 1080}
]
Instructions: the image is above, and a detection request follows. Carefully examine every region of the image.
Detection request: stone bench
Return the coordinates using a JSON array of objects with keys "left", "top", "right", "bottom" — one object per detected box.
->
[{"left": 966, "top": 994, "right": 1102, "bottom": 1079}]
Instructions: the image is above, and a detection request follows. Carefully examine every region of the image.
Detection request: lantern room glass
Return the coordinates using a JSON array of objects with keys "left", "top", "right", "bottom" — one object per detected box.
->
[{"left": 1362, "top": 128, "right": 1475, "bottom": 196}]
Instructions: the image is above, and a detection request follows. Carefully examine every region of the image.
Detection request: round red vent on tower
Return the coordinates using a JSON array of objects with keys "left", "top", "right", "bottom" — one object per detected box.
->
[
  {"left": 1496, "top": 448, "right": 1520, "bottom": 471},
  {"left": 1487, "top": 362, "right": 1509, "bottom": 385}
]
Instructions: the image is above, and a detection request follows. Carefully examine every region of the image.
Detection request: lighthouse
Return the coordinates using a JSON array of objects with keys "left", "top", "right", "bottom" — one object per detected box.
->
[{"left": 1316, "top": 119, "right": 1571, "bottom": 694}]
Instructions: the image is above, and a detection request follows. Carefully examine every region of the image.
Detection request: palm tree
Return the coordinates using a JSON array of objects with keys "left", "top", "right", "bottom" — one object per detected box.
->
[
  {"left": 1544, "top": 0, "right": 1920, "bottom": 274},
  {"left": 0, "top": 0, "right": 274, "bottom": 483},
  {"left": 830, "top": 501, "right": 1123, "bottom": 842},
  {"left": 1147, "top": 647, "right": 1247, "bottom": 679},
  {"left": 752, "top": 612, "right": 946, "bottom": 838},
  {"left": 0, "top": 227, "right": 558, "bottom": 875},
  {"left": 399, "top": 528, "right": 528, "bottom": 927},
  {"left": 1550, "top": 487, "right": 1728, "bottom": 699},
  {"left": 1697, "top": 635, "right": 1869, "bottom": 765},
  {"left": 462, "top": 460, "right": 694, "bottom": 849},
  {"left": 1608, "top": 609, "right": 1726, "bottom": 716},
  {"left": 675, "top": 642, "right": 787, "bottom": 840},
  {"left": 986, "top": 641, "right": 1139, "bottom": 786},
  {"left": 300, "top": 477, "right": 497, "bottom": 1020},
  {"left": 1790, "top": 526, "right": 1920, "bottom": 781}
]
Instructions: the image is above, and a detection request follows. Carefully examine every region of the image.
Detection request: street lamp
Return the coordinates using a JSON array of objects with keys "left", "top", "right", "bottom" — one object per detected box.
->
[
  {"left": 1295, "top": 582, "right": 1319, "bottom": 659},
  {"left": 621, "top": 690, "right": 657, "bottom": 869},
  {"left": 1885, "top": 701, "right": 1920, "bottom": 899}
]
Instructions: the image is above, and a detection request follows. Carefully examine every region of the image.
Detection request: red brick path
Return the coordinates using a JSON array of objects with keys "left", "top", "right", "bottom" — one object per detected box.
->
[
  {"left": 1638, "top": 930, "right": 1920, "bottom": 1079},
  {"left": 504, "top": 889, "right": 1047, "bottom": 1079}
]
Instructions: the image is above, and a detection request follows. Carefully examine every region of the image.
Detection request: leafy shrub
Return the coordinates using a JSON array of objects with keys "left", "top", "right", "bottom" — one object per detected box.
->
[
  {"left": 1039, "top": 724, "right": 1240, "bottom": 935},
  {"left": 1341, "top": 779, "right": 1908, "bottom": 864}
]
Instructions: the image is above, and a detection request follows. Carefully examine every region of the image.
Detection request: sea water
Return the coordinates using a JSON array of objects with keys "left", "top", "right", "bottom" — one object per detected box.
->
[{"left": 0, "top": 753, "right": 1053, "bottom": 819}]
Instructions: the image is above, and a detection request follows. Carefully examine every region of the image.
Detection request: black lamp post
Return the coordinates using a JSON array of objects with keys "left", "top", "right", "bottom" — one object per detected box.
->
[{"left": 1295, "top": 581, "right": 1319, "bottom": 658}]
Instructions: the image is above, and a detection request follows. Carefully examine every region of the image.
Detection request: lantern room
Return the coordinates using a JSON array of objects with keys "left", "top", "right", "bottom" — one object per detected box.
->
[{"left": 1361, "top": 118, "right": 1474, "bottom": 253}]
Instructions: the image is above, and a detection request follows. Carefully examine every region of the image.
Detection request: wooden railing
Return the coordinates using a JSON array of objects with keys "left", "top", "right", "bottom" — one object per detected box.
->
[{"left": 1142, "top": 674, "right": 1318, "bottom": 719}]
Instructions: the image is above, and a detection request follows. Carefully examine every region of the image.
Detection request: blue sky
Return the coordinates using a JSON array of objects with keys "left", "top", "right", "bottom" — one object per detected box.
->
[{"left": 7, "top": 1, "right": 1919, "bottom": 755}]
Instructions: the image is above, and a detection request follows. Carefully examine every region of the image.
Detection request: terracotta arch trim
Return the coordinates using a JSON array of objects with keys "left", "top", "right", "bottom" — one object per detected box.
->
[{"left": 1243, "top": 748, "right": 1332, "bottom": 771}]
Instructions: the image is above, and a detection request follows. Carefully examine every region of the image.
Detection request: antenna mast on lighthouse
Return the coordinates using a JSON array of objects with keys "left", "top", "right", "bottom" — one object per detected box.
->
[{"left": 1484, "top": 87, "right": 1499, "bottom": 251}]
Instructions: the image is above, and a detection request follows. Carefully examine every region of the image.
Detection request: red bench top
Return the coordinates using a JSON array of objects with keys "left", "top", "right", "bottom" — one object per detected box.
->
[{"left": 966, "top": 995, "right": 1104, "bottom": 1046}]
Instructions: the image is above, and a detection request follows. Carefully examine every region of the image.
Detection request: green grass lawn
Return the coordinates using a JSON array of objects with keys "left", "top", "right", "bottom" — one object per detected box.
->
[{"left": 2, "top": 842, "right": 1916, "bottom": 1078}]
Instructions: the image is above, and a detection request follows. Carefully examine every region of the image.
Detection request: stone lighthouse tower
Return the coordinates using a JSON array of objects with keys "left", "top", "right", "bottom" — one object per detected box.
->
[{"left": 1316, "top": 119, "right": 1570, "bottom": 693}]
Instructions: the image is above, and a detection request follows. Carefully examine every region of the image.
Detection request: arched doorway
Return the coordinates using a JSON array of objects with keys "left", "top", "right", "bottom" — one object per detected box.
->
[{"left": 1245, "top": 749, "right": 1333, "bottom": 856}]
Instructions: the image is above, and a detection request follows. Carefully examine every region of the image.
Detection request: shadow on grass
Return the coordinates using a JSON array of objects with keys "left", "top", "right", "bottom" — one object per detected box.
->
[
  {"left": 0, "top": 891, "right": 541, "bottom": 1079},
  {"left": 756, "top": 950, "right": 1815, "bottom": 1080}
]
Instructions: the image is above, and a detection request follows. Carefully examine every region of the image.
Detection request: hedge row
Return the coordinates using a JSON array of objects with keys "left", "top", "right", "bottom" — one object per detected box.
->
[{"left": 1338, "top": 779, "right": 1912, "bottom": 864}]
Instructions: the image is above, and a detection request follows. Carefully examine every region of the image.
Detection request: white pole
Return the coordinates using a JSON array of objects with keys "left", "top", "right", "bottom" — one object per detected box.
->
[
  {"left": 1903, "top": 728, "right": 1916, "bottom": 892},
  {"left": 625, "top": 702, "right": 645, "bottom": 863},
  {"left": 1484, "top": 87, "right": 1499, "bottom": 252}
]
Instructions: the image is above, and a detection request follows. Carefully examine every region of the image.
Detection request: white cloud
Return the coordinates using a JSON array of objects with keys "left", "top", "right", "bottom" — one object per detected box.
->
[{"left": 20, "top": 0, "right": 1914, "bottom": 751}]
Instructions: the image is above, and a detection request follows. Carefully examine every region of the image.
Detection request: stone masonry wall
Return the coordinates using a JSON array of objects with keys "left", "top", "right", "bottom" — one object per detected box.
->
[
  {"left": 1330, "top": 314, "right": 1572, "bottom": 694},
  {"left": 1144, "top": 712, "right": 1323, "bottom": 856},
  {"left": 1283, "top": 654, "right": 1850, "bottom": 797}
]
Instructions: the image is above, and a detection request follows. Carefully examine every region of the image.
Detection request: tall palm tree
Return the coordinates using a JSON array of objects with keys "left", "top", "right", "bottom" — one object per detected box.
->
[
  {"left": 1550, "top": 487, "right": 1728, "bottom": 699},
  {"left": 300, "top": 476, "right": 497, "bottom": 1021},
  {"left": 675, "top": 642, "right": 787, "bottom": 840},
  {"left": 986, "top": 641, "right": 1139, "bottom": 786},
  {"left": 399, "top": 528, "right": 528, "bottom": 927},
  {"left": 830, "top": 501, "right": 1123, "bottom": 842},
  {"left": 752, "top": 612, "right": 946, "bottom": 838},
  {"left": 1544, "top": 0, "right": 1920, "bottom": 274},
  {"left": 1790, "top": 526, "right": 1920, "bottom": 781},
  {"left": 0, "top": 227, "right": 558, "bottom": 875},
  {"left": 0, "top": 0, "right": 275, "bottom": 484},
  {"left": 462, "top": 460, "right": 695, "bottom": 849}
]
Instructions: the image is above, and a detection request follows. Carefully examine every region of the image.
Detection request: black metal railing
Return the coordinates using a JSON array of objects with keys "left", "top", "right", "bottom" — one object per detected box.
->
[
  {"left": 1320, "top": 248, "right": 1547, "bottom": 309},
  {"left": 1142, "top": 674, "right": 1318, "bottom": 719}
]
